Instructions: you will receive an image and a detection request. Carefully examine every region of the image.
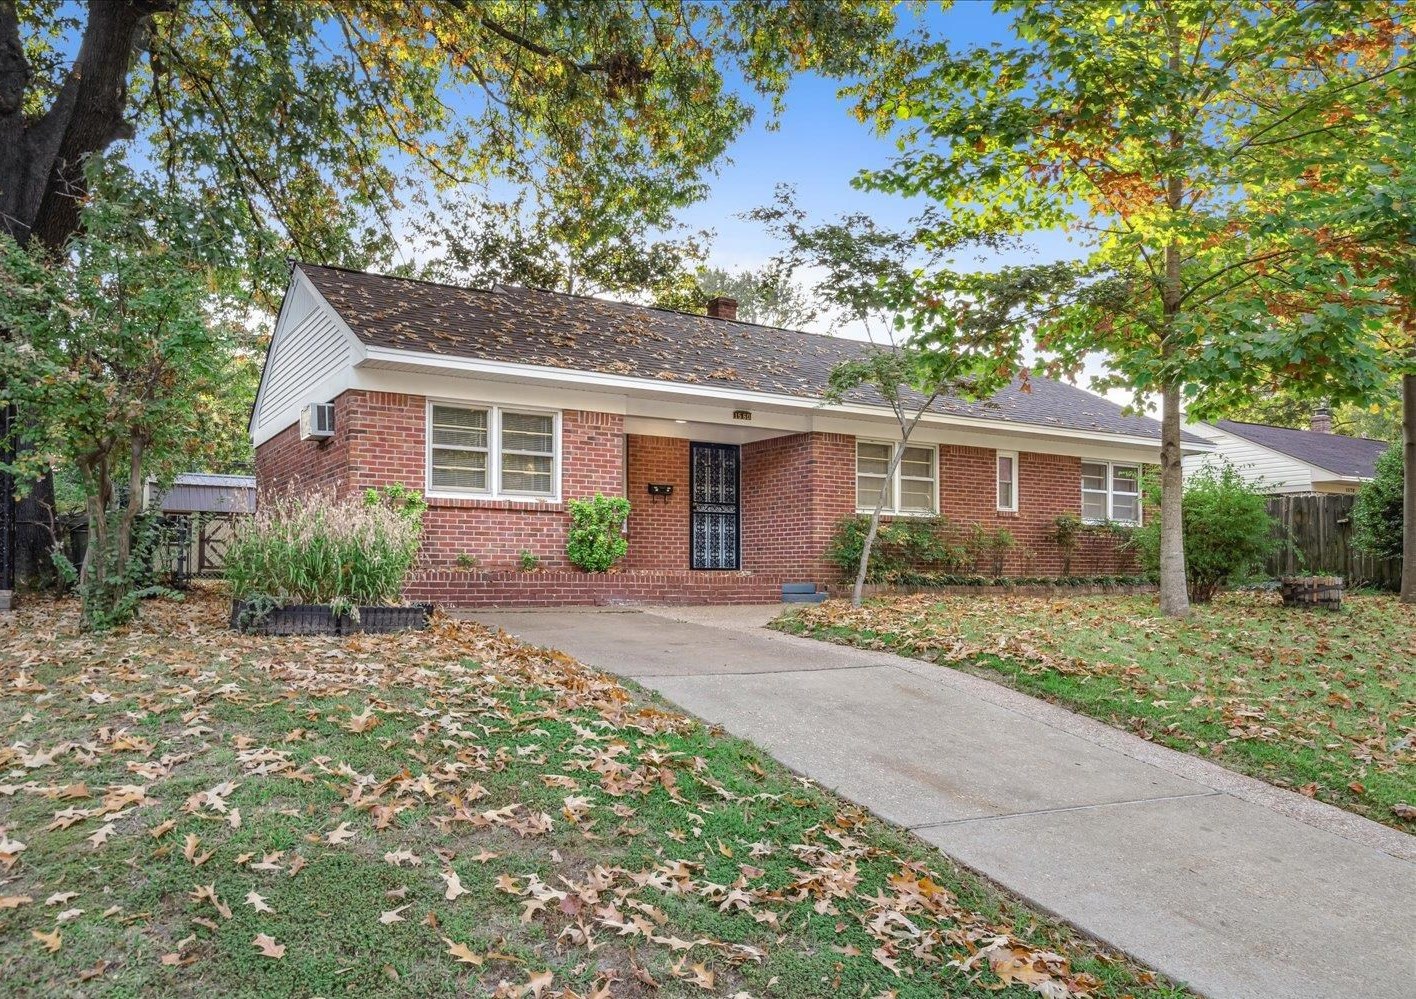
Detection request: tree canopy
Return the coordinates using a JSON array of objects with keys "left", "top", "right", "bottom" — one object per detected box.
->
[
  {"left": 0, "top": 0, "right": 899, "bottom": 583},
  {"left": 0, "top": 192, "right": 239, "bottom": 624},
  {"left": 414, "top": 187, "right": 710, "bottom": 309},
  {"left": 852, "top": 0, "right": 1410, "bottom": 616},
  {"left": 3, "top": 0, "right": 898, "bottom": 301}
]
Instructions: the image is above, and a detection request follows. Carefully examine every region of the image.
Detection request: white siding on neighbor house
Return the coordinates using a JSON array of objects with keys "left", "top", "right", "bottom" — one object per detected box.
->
[
  {"left": 252, "top": 273, "right": 360, "bottom": 443},
  {"left": 1183, "top": 424, "right": 1321, "bottom": 493}
]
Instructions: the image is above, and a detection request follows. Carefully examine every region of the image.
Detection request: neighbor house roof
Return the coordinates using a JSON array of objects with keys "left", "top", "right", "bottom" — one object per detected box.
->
[
  {"left": 296, "top": 262, "right": 1201, "bottom": 444},
  {"left": 1212, "top": 420, "right": 1389, "bottom": 479}
]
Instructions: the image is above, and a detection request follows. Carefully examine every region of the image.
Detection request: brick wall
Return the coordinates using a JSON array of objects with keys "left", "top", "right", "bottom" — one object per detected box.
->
[
  {"left": 255, "top": 392, "right": 1144, "bottom": 601},
  {"left": 255, "top": 390, "right": 625, "bottom": 570},
  {"left": 939, "top": 445, "right": 1139, "bottom": 576},
  {"left": 624, "top": 434, "right": 690, "bottom": 570},
  {"left": 418, "top": 407, "right": 624, "bottom": 570},
  {"left": 253, "top": 392, "right": 357, "bottom": 499},
  {"left": 406, "top": 569, "right": 790, "bottom": 607},
  {"left": 741, "top": 432, "right": 855, "bottom": 578}
]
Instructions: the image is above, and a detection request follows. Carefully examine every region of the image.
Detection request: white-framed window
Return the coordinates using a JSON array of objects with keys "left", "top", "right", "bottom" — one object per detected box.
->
[
  {"left": 426, "top": 400, "right": 560, "bottom": 499},
  {"left": 1080, "top": 460, "right": 1141, "bottom": 525},
  {"left": 996, "top": 450, "right": 1018, "bottom": 512},
  {"left": 856, "top": 440, "right": 937, "bottom": 515}
]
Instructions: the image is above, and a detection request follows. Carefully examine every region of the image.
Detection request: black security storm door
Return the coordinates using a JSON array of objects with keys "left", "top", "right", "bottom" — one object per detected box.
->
[{"left": 689, "top": 443, "right": 740, "bottom": 570}]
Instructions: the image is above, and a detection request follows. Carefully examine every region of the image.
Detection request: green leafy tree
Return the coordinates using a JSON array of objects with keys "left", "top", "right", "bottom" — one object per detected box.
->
[
  {"left": 0, "top": 0, "right": 899, "bottom": 583},
  {"left": 695, "top": 265, "right": 818, "bottom": 328},
  {"left": 752, "top": 190, "right": 1064, "bottom": 605},
  {"left": 416, "top": 188, "right": 709, "bottom": 309},
  {"left": 1322, "top": 83, "right": 1416, "bottom": 601},
  {"left": 1131, "top": 463, "right": 1277, "bottom": 603},
  {"left": 1250, "top": 16, "right": 1415, "bottom": 598},
  {"left": 854, "top": 2, "right": 1405, "bottom": 617},
  {"left": 1214, "top": 395, "right": 1403, "bottom": 444},
  {"left": 1353, "top": 445, "right": 1405, "bottom": 563},
  {"left": 0, "top": 196, "right": 237, "bottom": 628}
]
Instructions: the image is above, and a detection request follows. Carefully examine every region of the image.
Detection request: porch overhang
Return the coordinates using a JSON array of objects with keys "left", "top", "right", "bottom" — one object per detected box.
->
[{"left": 354, "top": 348, "right": 1211, "bottom": 461}]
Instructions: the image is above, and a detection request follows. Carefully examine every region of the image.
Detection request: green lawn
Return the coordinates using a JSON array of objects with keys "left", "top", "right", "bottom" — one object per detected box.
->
[
  {"left": 0, "top": 589, "right": 1186, "bottom": 998},
  {"left": 774, "top": 591, "right": 1416, "bottom": 832}
]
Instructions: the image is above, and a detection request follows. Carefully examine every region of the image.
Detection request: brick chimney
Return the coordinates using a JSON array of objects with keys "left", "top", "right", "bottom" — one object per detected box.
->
[
  {"left": 706, "top": 296, "right": 738, "bottom": 321},
  {"left": 1310, "top": 404, "right": 1333, "bottom": 434}
]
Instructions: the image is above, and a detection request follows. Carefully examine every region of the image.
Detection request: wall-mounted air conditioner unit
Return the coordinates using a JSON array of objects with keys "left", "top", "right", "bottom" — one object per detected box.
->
[{"left": 300, "top": 402, "right": 335, "bottom": 441}]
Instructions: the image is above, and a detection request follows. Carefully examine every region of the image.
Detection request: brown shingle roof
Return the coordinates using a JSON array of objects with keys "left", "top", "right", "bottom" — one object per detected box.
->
[{"left": 298, "top": 262, "right": 1189, "bottom": 443}]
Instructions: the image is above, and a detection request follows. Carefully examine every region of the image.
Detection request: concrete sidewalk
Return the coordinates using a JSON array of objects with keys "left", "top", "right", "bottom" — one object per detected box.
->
[{"left": 464, "top": 605, "right": 1416, "bottom": 999}]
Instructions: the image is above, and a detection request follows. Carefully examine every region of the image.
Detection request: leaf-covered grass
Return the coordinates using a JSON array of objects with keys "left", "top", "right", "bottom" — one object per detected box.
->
[
  {"left": 0, "top": 588, "right": 1188, "bottom": 998},
  {"left": 774, "top": 592, "right": 1416, "bottom": 831}
]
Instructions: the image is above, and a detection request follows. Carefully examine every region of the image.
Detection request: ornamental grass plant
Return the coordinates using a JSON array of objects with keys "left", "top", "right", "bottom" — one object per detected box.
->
[{"left": 226, "top": 485, "right": 426, "bottom": 607}]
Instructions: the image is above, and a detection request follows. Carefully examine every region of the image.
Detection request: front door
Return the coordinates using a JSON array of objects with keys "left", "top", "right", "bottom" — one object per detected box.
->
[{"left": 689, "top": 442, "right": 740, "bottom": 570}]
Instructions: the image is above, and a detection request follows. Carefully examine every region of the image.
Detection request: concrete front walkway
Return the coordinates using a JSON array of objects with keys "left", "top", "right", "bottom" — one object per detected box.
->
[{"left": 464, "top": 605, "right": 1416, "bottom": 999}]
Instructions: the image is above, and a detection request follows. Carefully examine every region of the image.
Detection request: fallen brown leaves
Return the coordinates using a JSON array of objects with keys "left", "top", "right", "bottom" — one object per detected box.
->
[
  {"left": 783, "top": 592, "right": 1415, "bottom": 829},
  {"left": 0, "top": 587, "right": 1145, "bottom": 997}
]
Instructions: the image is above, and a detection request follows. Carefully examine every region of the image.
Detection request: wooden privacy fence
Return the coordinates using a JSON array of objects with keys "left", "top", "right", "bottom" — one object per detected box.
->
[{"left": 1264, "top": 493, "right": 1401, "bottom": 589}]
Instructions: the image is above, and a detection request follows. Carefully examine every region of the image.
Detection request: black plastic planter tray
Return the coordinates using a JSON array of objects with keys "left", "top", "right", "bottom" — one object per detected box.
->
[
  {"left": 231, "top": 602, "right": 341, "bottom": 635},
  {"left": 347, "top": 603, "right": 434, "bottom": 634},
  {"left": 231, "top": 601, "right": 434, "bottom": 635}
]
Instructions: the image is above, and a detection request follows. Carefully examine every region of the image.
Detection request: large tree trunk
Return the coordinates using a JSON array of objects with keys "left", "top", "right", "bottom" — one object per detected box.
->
[
  {"left": 0, "top": 1, "right": 165, "bottom": 591},
  {"left": 1156, "top": 18, "right": 1190, "bottom": 619},
  {"left": 1402, "top": 371, "right": 1415, "bottom": 603}
]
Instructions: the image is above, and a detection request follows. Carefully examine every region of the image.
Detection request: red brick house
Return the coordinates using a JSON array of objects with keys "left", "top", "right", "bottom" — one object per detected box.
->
[{"left": 251, "top": 264, "right": 1212, "bottom": 606}]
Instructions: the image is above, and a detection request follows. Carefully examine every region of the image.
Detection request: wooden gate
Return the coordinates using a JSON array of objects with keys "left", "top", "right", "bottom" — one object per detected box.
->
[{"left": 1264, "top": 493, "right": 1401, "bottom": 589}]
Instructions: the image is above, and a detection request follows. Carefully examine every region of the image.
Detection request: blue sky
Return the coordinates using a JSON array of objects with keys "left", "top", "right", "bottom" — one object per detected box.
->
[{"left": 674, "top": 3, "right": 1077, "bottom": 279}]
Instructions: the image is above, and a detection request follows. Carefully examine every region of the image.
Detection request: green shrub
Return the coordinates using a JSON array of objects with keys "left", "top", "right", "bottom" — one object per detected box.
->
[
  {"left": 455, "top": 552, "right": 480, "bottom": 570},
  {"left": 1130, "top": 463, "right": 1277, "bottom": 603},
  {"left": 825, "top": 515, "right": 967, "bottom": 582},
  {"left": 1352, "top": 444, "right": 1403, "bottom": 562},
  {"left": 225, "top": 485, "right": 426, "bottom": 607},
  {"left": 518, "top": 549, "right": 541, "bottom": 571},
  {"left": 964, "top": 524, "right": 1017, "bottom": 576},
  {"left": 566, "top": 494, "right": 631, "bottom": 572},
  {"left": 1051, "top": 513, "right": 1083, "bottom": 576}
]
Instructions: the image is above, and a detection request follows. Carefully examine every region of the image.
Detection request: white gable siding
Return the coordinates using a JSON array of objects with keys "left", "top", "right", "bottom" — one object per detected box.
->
[
  {"left": 1183, "top": 424, "right": 1317, "bottom": 493},
  {"left": 252, "top": 272, "right": 361, "bottom": 444}
]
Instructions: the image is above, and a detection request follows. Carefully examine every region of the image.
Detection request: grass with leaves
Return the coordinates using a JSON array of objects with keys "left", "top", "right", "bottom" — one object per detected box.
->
[
  {"left": 0, "top": 587, "right": 1188, "bottom": 998},
  {"left": 774, "top": 592, "right": 1415, "bottom": 831}
]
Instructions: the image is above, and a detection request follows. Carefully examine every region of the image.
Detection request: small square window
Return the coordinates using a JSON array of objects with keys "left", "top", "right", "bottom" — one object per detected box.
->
[{"left": 1080, "top": 461, "right": 1142, "bottom": 526}]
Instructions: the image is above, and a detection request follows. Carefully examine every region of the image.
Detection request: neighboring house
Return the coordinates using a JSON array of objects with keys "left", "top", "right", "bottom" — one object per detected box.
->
[
  {"left": 250, "top": 263, "right": 1212, "bottom": 606},
  {"left": 1183, "top": 415, "right": 1389, "bottom": 495}
]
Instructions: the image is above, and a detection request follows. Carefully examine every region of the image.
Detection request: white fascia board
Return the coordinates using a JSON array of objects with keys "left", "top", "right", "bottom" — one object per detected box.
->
[
  {"left": 357, "top": 346, "right": 1206, "bottom": 457},
  {"left": 354, "top": 366, "right": 630, "bottom": 415}
]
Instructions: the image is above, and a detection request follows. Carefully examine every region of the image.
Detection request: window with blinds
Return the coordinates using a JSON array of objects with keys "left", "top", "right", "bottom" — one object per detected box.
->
[
  {"left": 429, "top": 405, "right": 489, "bottom": 492},
  {"left": 426, "top": 404, "right": 558, "bottom": 498},
  {"left": 856, "top": 440, "right": 937, "bottom": 515}
]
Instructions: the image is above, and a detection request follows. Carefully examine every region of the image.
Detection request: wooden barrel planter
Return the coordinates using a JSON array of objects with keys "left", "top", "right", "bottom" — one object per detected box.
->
[{"left": 1279, "top": 575, "right": 1343, "bottom": 610}]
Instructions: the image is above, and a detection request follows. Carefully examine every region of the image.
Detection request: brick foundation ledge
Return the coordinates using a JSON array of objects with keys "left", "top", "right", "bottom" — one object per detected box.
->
[
  {"left": 831, "top": 582, "right": 1159, "bottom": 599},
  {"left": 406, "top": 569, "right": 808, "bottom": 608}
]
